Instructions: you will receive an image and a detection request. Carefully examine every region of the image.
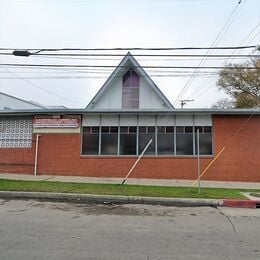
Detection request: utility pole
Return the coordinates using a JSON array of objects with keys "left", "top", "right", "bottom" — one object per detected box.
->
[{"left": 180, "top": 99, "right": 194, "bottom": 108}]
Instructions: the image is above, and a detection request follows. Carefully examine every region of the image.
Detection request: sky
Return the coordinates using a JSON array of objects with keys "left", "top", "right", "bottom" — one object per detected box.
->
[{"left": 0, "top": 0, "right": 259, "bottom": 108}]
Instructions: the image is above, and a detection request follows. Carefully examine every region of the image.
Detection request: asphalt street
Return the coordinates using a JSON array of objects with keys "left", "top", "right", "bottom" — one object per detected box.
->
[{"left": 0, "top": 199, "right": 259, "bottom": 260}]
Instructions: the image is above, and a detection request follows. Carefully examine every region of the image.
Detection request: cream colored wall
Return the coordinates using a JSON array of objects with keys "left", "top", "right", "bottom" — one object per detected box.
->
[
  {"left": 33, "top": 127, "right": 80, "bottom": 134},
  {"left": 82, "top": 114, "right": 212, "bottom": 127}
]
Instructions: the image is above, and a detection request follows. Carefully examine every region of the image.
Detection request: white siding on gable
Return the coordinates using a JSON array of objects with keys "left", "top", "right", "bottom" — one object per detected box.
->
[
  {"left": 86, "top": 53, "right": 174, "bottom": 110},
  {"left": 89, "top": 77, "right": 122, "bottom": 109},
  {"left": 139, "top": 78, "right": 167, "bottom": 109},
  {"left": 87, "top": 71, "right": 172, "bottom": 110},
  {"left": 89, "top": 76, "right": 169, "bottom": 110}
]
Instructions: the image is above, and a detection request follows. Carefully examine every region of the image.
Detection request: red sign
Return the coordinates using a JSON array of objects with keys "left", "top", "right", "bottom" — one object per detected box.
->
[{"left": 33, "top": 118, "right": 80, "bottom": 128}]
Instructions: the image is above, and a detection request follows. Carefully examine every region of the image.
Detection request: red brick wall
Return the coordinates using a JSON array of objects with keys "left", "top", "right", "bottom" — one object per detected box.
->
[
  {"left": 1, "top": 115, "right": 259, "bottom": 182},
  {"left": 0, "top": 140, "right": 35, "bottom": 174},
  {"left": 35, "top": 133, "right": 204, "bottom": 179},
  {"left": 207, "top": 115, "right": 260, "bottom": 182}
]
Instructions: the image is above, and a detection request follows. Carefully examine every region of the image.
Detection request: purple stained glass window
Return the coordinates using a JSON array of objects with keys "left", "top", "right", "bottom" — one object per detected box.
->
[
  {"left": 122, "top": 99, "right": 131, "bottom": 108},
  {"left": 122, "top": 69, "right": 139, "bottom": 108},
  {"left": 131, "top": 100, "right": 139, "bottom": 108},
  {"left": 123, "top": 71, "right": 131, "bottom": 87},
  {"left": 131, "top": 71, "right": 139, "bottom": 87}
]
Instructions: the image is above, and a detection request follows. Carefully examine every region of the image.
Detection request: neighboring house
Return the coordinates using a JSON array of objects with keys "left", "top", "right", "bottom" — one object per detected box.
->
[
  {"left": 0, "top": 53, "right": 259, "bottom": 182},
  {"left": 0, "top": 92, "right": 46, "bottom": 110}
]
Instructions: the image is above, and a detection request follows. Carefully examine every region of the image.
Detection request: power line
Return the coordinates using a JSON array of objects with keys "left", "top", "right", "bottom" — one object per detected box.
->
[
  {"left": 187, "top": 78, "right": 214, "bottom": 98},
  {"left": 191, "top": 22, "right": 260, "bottom": 101},
  {"left": 173, "top": 0, "right": 246, "bottom": 106},
  {"left": 1, "top": 63, "right": 258, "bottom": 69},
  {"left": 193, "top": 85, "right": 216, "bottom": 100},
  {"left": 0, "top": 69, "right": 219, "bottom": 74},
  {"left": 0, "top": 52, "right": 258, "bottom": 58},
  {"left": 0, "top": 45, "right": 257, "bottom": 52},
  {"left": 225, "top": 22, "right": 260, "bottom": 63},
  {"left": 0, "top": 74, "right": 220, "bottom": 79},
  {"left": 15, "top": 56, "right": 255, "bottom": 62},
  {"left": 187, "top": 23, "right": 260, "bottom": 102},
  {"left": 189, "top": 26, "right": 260, "bottom": 101},
  {"left": 0, "top": 66, "right": 84, "bottom": 105}
]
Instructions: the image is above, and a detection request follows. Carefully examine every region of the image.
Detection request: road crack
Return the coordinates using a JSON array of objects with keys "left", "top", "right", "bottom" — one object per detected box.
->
[{"left": 217, "top": 207, "right": 236, "bottom": 233}]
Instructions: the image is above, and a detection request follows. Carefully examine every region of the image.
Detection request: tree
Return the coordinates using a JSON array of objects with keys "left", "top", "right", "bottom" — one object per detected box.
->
[
  {"left": 211, "top": 98, "right": 234, "bottom": 109},
  {"left": 217, "top": 58, "right": 260, "bottom": 108}
]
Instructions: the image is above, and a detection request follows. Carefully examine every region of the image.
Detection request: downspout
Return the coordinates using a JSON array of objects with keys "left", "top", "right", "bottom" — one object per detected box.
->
[{"left": 34, "top": 134, "right": 40, "bottom": 176}]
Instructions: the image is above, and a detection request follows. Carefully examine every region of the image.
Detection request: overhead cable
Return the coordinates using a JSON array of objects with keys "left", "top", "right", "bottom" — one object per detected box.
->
[
  {"left": 173, "top": 0, "right": 246, "bottom": 106},
  {"left": 1, "top": 63, "right": 258, "bottom": 69},
  {"left": 0, "top": 66, "right": 84, "bottom": 105},
  {"left": 0, "top": 52, "right": 258, "bottom": 58},
  {"left": 0, "top": 45, "right": 257, "bottom": 52}
]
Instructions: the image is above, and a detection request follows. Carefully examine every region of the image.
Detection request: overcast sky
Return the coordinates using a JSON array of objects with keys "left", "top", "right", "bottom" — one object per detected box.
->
[{"left": 0, "top": 0, "right": 259, "bottom": 108}]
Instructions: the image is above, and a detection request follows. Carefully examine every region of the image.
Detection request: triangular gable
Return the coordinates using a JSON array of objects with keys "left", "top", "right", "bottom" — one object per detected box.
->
[{"left": 86, "top": 52, "right": 174, "bottom": 110}]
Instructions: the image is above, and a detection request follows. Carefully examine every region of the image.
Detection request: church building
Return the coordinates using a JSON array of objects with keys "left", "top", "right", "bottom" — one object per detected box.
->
[{"left": 0, "top": 53, "right": 259, "bottom": 182}]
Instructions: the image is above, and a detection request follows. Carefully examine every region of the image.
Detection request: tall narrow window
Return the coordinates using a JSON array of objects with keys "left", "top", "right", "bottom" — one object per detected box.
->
[
  {"left": 101, "top": 126, "right": 118, "bottom": 155},
  {"left": 176, "top": 126, "right": 193, "bottom": 155},
  {"left": 82, "top": 127, "right": 99, "bottom": 155},
  {"left": 122, "top": 69, "right": 139, "bottom": 109},
  {"left": 157, "top": 126, "right": 174, "bottom": 155},
  {"left": 139, "top": 126, "right": 155, "bottom": 155},
  {"left": 195, "top": 126, "right": 213, "bottom": 155},
  {"left": 120, "top": 126, "right": 137, "bottom": 155}
]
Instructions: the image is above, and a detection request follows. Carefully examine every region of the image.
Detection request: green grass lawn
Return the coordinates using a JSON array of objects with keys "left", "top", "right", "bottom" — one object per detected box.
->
[{"left": 0, "top": 179, "right": 259, "bottom": 199}]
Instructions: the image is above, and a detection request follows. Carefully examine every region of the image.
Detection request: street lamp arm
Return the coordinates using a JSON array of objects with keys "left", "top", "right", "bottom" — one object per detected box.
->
[
  {"left": 12, "top": 49, "right": 44, "bottom": 57},
  {"left": 13, "top": 50, "right": 31, "bottom": 57}
]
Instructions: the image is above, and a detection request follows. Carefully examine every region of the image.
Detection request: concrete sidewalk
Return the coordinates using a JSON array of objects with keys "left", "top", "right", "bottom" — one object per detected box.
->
[{"left": 0, "top": 173, "right": 259, "bottom": 189}]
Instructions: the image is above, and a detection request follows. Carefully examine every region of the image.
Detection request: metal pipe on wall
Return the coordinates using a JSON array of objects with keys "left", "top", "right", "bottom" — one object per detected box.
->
[
  {"left": 197, "top": 129, "right": 201, "bottom": 194},
  {"left": 34, "top": 134, "right": 40, "bottom": 176}
]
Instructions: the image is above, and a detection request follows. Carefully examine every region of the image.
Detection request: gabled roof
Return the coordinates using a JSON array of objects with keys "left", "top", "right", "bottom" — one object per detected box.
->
[
  {"left": 86, "top": 52, "right": 174, "bottom": 110},
  {"left": 0, "top": 92, "right": 46, "bottom": 109},
  {"left": 0, "top": 92, "right": 68, "bottom": 110}
]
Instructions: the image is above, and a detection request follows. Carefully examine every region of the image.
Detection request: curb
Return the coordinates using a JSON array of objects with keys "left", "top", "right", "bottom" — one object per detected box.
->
[
  {"left": 0, "top": 191, "right": 258, "bottom": 208},
  {"left": 222, "top": 199, "right": 257, "bottom": 209},
  {"left": 0, "top": 191, "right": 222, "bottom": 207}
]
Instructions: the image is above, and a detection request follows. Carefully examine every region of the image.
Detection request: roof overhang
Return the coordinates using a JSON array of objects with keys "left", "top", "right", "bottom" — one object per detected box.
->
[{"left": 0, "top": 108, "right": 259, "bottom": 116}]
